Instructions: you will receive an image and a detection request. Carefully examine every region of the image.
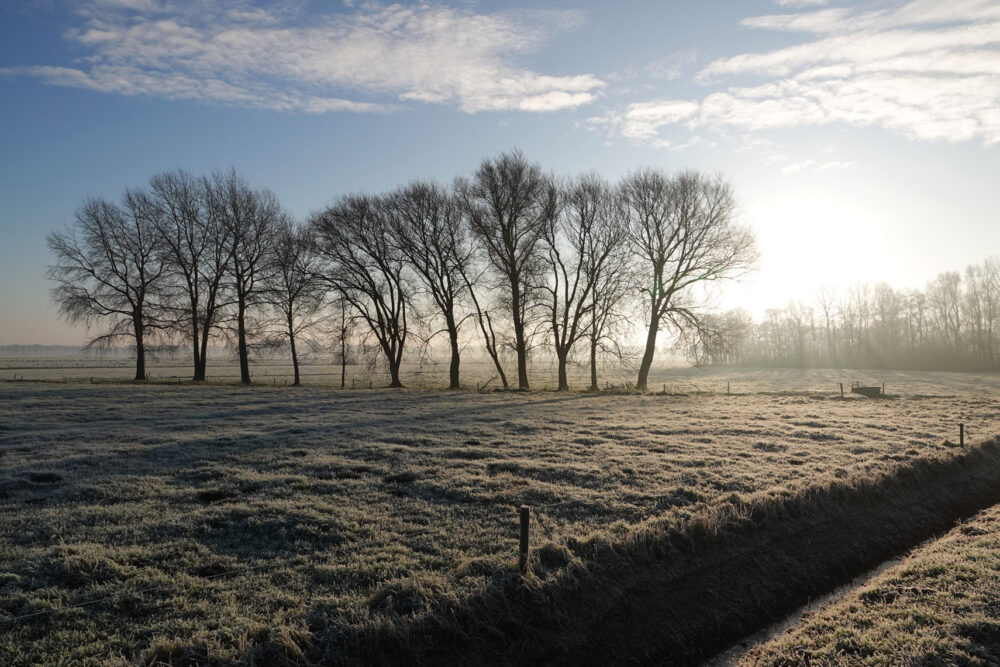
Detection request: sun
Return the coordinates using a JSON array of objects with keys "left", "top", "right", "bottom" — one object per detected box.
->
[{"left": 721, "top": 192, "right": 895, "bottom": 318}]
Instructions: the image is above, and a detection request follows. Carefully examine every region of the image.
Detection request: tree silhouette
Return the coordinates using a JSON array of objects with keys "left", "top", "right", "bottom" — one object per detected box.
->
[
  {"left": 48, "top": 194, "right": 169, "bottom": 381},
  {"left": 622, "top": 169, "right": 757, "bottom": 391}
]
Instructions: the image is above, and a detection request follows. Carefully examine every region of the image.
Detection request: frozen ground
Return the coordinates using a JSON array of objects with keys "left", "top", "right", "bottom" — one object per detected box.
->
[
  {"left": 0, "top": 368, "right": 998, "bottom": 663},
  {"left": 743, "top": 503, "right": 1000, "bottom": 665},
  {"left": 4, "top": 354, "right": 1000, "bottom": 394}
]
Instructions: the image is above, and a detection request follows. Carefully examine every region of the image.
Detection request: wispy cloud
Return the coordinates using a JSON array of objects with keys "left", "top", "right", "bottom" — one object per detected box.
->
[
  {"left": 1, "top": 1, "right": 605, "bottom": 114},
  {"left": 644, "top": 50, "right": 700, "bottom": 81},
  {"left": 588, "top": 100, "right": 699, "bottom": 148},
  {"left": 775, "top": 0, "right": 828, "bottom": 7},
  {"left": 592, "top": 0, "right": 1000, "bottom": 149}
]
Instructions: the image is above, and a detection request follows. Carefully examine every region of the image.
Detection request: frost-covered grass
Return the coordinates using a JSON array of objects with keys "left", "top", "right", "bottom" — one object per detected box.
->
[
  {"left": 0, "top": 370, "right": 998, "bottom": 664},
  {"left": 743, "top": 504, "right": 1000, "bottom": 666},
  {"left": 5, "top": 354, "right": 1000, "bottom": 395}
]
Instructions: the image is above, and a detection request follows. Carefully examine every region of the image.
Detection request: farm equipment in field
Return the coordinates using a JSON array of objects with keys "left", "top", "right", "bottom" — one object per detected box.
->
[{"left": 850, "top": 380, "right": 884, "bottom": 398}]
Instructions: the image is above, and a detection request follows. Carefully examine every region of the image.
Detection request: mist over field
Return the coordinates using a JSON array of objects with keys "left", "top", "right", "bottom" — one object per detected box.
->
[{"left": 3, "top": 0, "right": 1000, "bottom": 664}]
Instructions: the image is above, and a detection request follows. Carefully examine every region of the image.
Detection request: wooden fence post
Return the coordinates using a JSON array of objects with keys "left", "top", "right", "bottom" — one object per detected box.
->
[
  {"left": 519, "top": 505, "right": 530, "bottom": 575},
  {"left": 960, "top": 423, "right": 965, "bottom": 448},
  {"left": 839, "top": 382, "right": 844, "bottom": 398}
]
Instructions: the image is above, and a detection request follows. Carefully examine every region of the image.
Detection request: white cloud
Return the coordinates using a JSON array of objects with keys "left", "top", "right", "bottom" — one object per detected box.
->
[
  {"left": 594, "top": 0, "right": 1000, "bottom": 149},
  {"left": 586, "top": 100, "right": 699, "bottom": 149},
  {"left": 94, "top": 0, "right": 161, "bottom": 10},
  {"left": 775, "top": 0, "right": 828, "bottom": 7},
  {"left": 620, "top": 100, "right": 700, "bottom": 139},
  {"left": 2, "top": 1, "right": 604, "bottom": 114},
  {"left": 745, "top": 0, "right": 1000, "bottom": 35},
  {"left": 700, "top": 23, "right": 1000, "bottom": 79},
  {"left": 644, "top": 50, "right": 700, "bottom": 81}
]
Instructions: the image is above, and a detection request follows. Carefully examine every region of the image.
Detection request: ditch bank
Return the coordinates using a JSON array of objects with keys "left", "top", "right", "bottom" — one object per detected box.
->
[{"left": 339, "top": 435, "right": 1000, "bottom": 666}]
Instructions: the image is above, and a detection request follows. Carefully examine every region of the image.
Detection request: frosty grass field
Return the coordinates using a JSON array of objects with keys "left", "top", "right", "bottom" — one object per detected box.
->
[
  {"left": 1, "top": 362, "right": 999, "bottom": 664},
  {"left": 746, "top": 502, "right": 1000, "bottom": 665}
]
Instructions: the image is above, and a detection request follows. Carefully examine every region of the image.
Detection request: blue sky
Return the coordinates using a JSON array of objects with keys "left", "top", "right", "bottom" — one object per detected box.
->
[{"left": 1, "top": 0, "right": 998, "bottom": 345}]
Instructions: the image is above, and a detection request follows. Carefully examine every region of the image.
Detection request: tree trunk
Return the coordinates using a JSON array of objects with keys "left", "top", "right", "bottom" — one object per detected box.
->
[
  {"left": 448, "top": 322, "right": 460, "bottom": 390},
  {"left": 237, "top": 297, "right": 251, "bottom": 385},
  {"left": 482, "top": 322, "right": 508, "bottom": 391},
  {"left": 589, "top": 334, "right": 598, "bottom": 391},
  {"left": 197, "top": 309, "right": 212, "bottom": 382},
  {"left": 340, "top": 333, "right": 347, "bottom": 389},
  {"left": 197, "top": 288, "right": 220, "bottom": 382},
  {"left": 191, "top": 307, "right": 202, "bottom": 381},
  {"left": 515, "top": 336, "right": 529, "bottom": 390},
  {"left": 289, "top": 325, "right": 300, "bottom": 387},
  {"left": 636, "top": 310, "right": 660, "bottom": 391},
  {"left": 381, "top": 340, "right": 404, "bottom": 388},
  {"left": 496, "top": 363, "right": 509, "bottom": 391},
  {"left": 196, "top": 331, "right": 209, "bottom": 382},
  {"left": 133, "top": 315, "right": 146, "bottom": 382},
  {"left": 556, "top": 348, "right": 569, "bottom": 391},
  {"left": 510, "top": 281, "right": 530, "bottom": 390},
  {"left": 388, "top": 354, "right": 404, "bottom": 388}
]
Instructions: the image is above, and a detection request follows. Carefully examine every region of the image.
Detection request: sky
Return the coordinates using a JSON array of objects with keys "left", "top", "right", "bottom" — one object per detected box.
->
[{"left": 1, "top": 0, "right": 998, "bottom": 345}]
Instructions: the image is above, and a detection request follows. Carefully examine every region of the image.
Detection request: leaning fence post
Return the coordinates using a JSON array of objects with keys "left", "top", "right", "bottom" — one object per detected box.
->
[
  {"left": 961, "top": 423, "right": 965, "bottom": 448},
  {"left": 519, "top": 505, "right": 530, "bottom": 575},
  {"left": 839, "top": 382, "right": 844, "bottom": 398}
]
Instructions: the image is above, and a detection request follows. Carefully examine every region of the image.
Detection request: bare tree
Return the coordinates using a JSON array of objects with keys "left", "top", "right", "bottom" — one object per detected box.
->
[
  {"left": 927, "top": 272, "right": 963, "bottom": 354},
  {"left": 457, "top": 150, "right": 557, "bottom": 390},
  {"left": 676, "top": 309, "right": 750, "bottom": 366},
  {"left": 387, "top": 182, "right": 471, "bottom": 389},
  {"left": 264, "top": 217, "right": 324, "bottom": 386},
  {"left": 817, "top": 286, "right": 838, "bottom": 366},
  {"left": 146, "top": 170, "right": 232, "bottom": 381},
  {"left": 206, "top": 170, "right": 281, "bottom": 385},
  {"left": 458, "top": 260, "right": 510, "bottom": 391},
  {"left": 622, "top": 169, "right": 757, "bottom": 390},
  {"left": 973, "top": 258, "right": 1000, "bottom": 366},
  {"left": 706, "top": 256, "right": 1000, "bottom": 372},
  {"left": 541, "top": 174, "right": 626, "bottom": 391},
  {"left": 311, "top": 194, "right": 409, "bottom": 388},
  {"left": 331, "top": 296, "right": 361, "bottom": 388},
  {"left": 583, "top": 187, "right": 633, "bottom": 391},
  {"left": 47, "top": 194, "right": 169, "bottom": 381}
]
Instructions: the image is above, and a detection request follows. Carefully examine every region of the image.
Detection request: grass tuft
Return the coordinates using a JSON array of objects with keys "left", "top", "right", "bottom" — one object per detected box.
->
[{"left": 26, "top": 472, "right": 63, "bottom": 484}]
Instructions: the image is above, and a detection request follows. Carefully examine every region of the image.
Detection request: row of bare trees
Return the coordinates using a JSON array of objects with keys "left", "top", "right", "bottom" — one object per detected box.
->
[
  {"left": 685, "top": 260, "right": 1000, "bottom": 371},
  {"left": 48, "top": 151, "right": 757, "bottom": 389}
]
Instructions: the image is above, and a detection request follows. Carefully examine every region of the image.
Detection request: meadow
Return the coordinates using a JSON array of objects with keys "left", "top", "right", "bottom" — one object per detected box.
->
[
  {"left": 743, "top": 503, "right": 1000, "bottom": 665},
  {"left": 1, "top": 364, "right": 999, "bottom": 664}
]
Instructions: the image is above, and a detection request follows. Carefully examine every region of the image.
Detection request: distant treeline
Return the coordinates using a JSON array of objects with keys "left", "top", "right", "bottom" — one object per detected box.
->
[
  {"left": 47, "top": 151, "right": 756, "bottom": 389},
  {"left": 685, "top": 260, "right": 1000, "bottom": 372}
]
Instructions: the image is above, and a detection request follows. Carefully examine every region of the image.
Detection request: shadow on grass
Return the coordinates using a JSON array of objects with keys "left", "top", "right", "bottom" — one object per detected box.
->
[{"left": 342, "top": 436, "right": 1000, "bottom": 666}]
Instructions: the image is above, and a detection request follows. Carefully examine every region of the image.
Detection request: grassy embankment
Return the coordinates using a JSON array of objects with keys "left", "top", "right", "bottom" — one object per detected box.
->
[
  {"left": 0, "top": 378, "right": 997, "bottom": 664},
  {"left": 354, "top": 433, "right": 1000, "bottom": 665},
  {"left": 743, "top": 503, "right": 1000, "bottom": 665}
]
